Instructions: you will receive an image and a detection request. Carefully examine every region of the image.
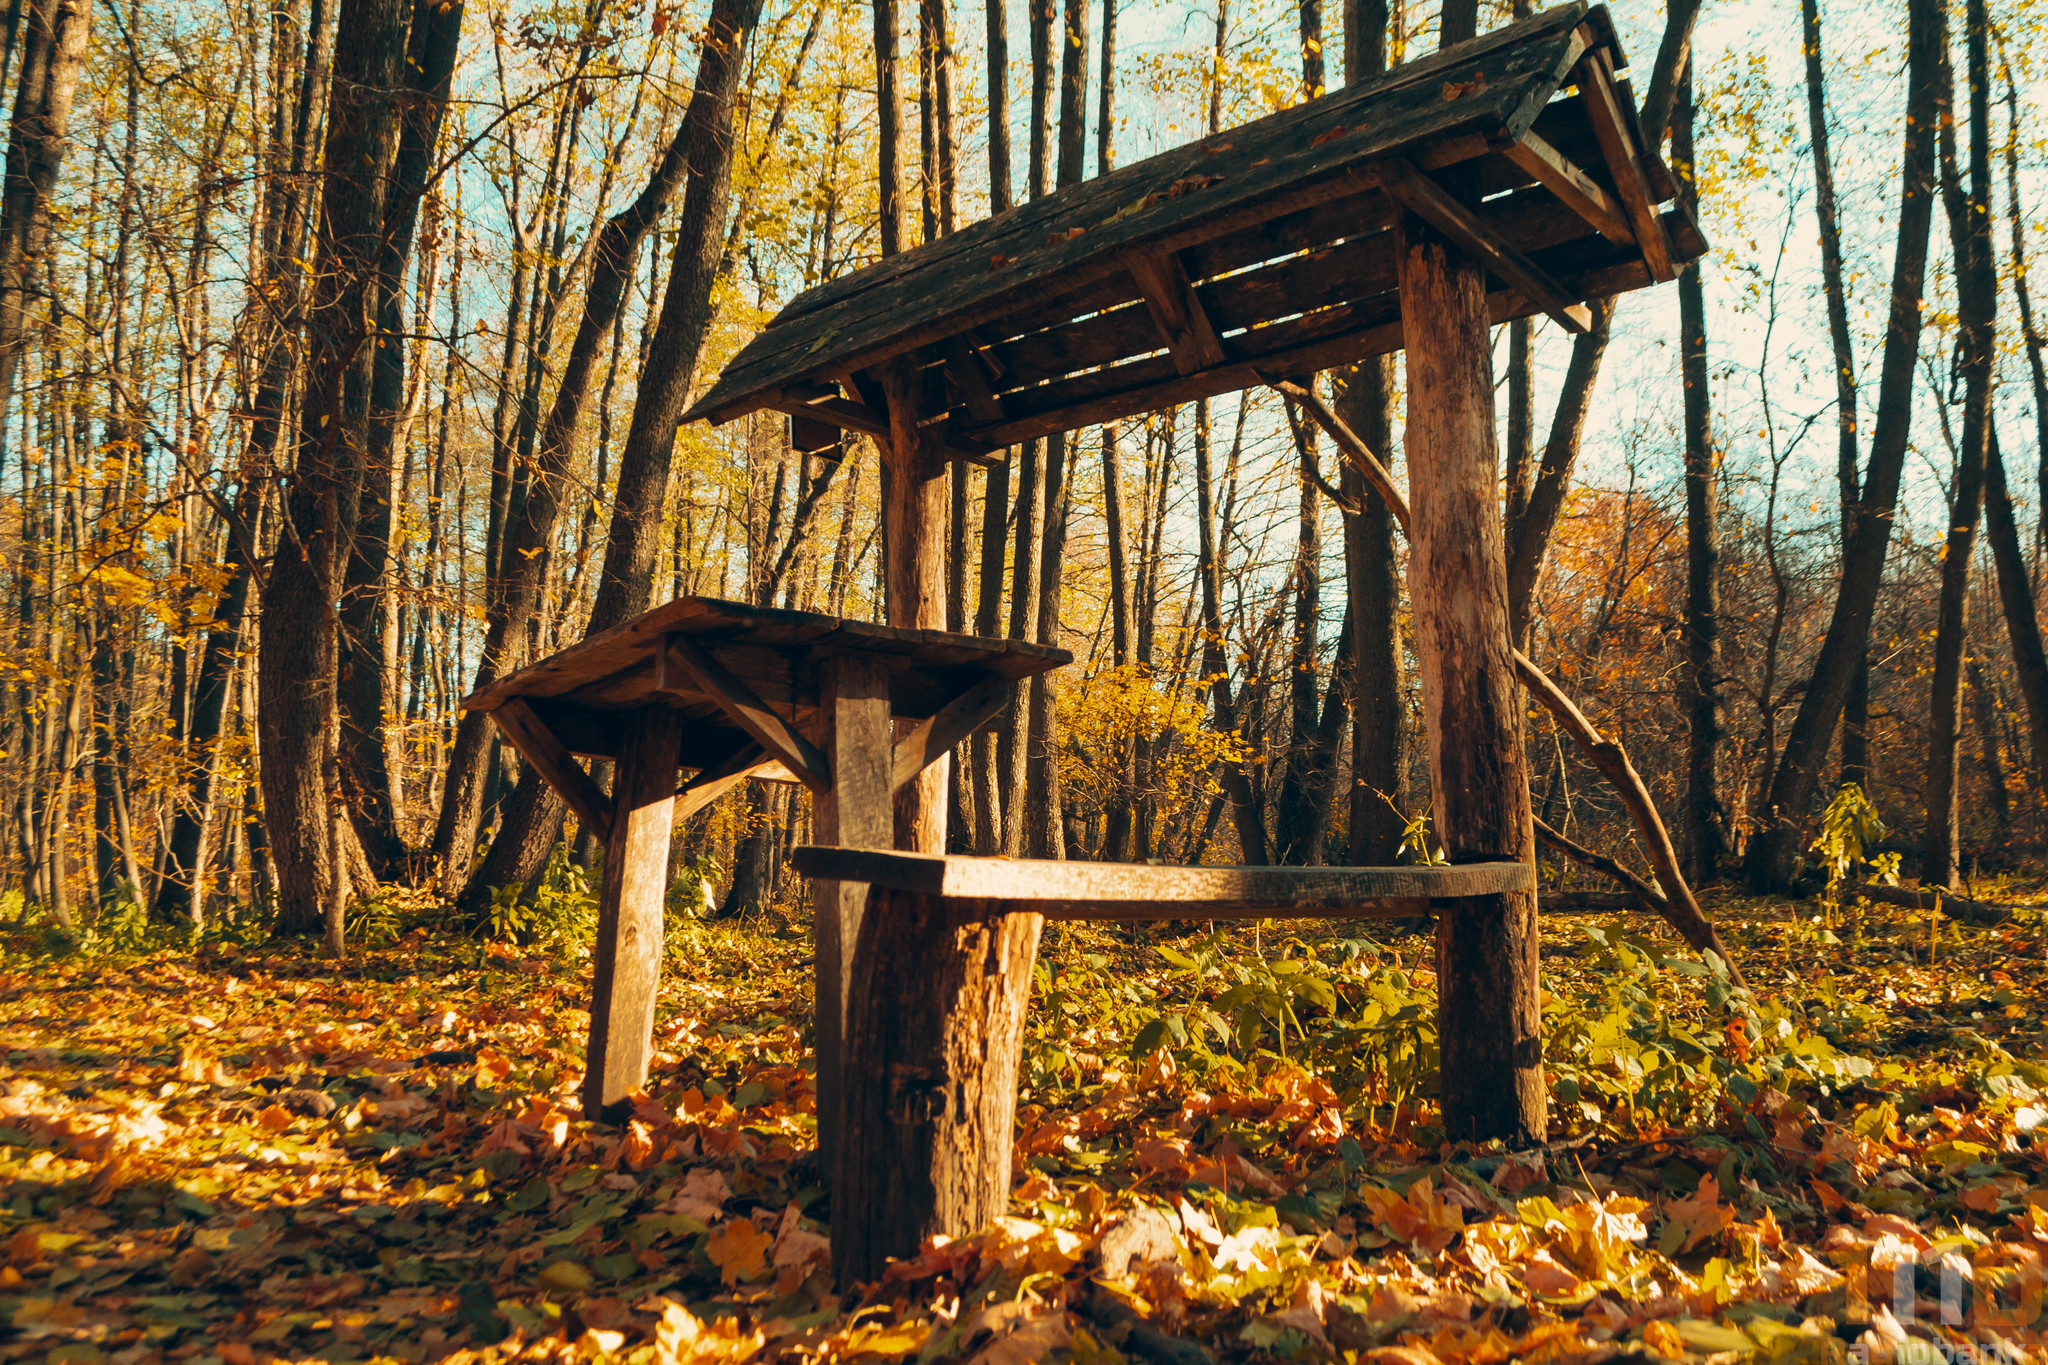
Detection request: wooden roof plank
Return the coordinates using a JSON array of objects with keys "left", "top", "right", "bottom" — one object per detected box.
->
[
  {"left": 762, "top": 2, "right": 1590, "bottom": 330},
  {"left": 952, "top": 221, "right": 1677, "bottom": 448},
  {"left": 685, "top": 12, "right": 1592, "bottom": 425},
  {"left": 1576, "top": 44, "right": 1674, "bottom": 282},
  {"left": 1129, "top": 249, "right": 1229, "bottom": 374},
  {"left": 1501, "top": 128, "right": 1633, "bottom": 244}
]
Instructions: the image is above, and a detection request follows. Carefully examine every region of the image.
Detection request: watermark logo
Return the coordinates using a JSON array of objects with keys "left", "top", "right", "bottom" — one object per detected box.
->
[{"left": 1836, "top": 1241, "right": 2039, "bottom": 1363}]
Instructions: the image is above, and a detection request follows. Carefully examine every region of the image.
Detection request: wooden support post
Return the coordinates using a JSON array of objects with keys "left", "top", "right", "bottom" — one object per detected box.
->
[
  {"left": 582, "top": 705, "right": 683, "bottom": 1120},
  {"left": 1395, "top": 206, "right": 1546, "bottom": 1145},
  {"left": 876, "top": 357, "right": 949, "bottom": 852},
  {"left": 832, "top": 889, "right": 1044, "bottom": 1286},
  {"left": 834, "top": 354, "right": 1014, "bottom": 1286},
  {"left": 813, "top": 654, "right": 892, "bottom": 1171}
]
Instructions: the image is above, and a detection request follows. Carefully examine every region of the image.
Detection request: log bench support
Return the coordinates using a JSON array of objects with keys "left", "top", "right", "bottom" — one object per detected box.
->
[
  {"left": 792, "top": 846, "right": 1532, "bottom": 1285},
  {"left": 1397, "top": 196, "right": 1546, "bottom": 1144}
]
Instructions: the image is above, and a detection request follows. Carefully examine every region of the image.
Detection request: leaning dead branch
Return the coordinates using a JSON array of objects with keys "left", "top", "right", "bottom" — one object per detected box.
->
[{"left": 1268, "top": 374, "right": 1746, "bottom": 987}]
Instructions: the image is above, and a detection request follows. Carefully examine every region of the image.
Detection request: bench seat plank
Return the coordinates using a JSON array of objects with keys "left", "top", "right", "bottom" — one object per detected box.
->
[{"left": 789, "top": 846, "right": 1530, "bottom": 917}]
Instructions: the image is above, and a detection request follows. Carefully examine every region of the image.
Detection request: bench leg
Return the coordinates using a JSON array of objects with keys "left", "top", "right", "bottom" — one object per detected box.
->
[
  {"left": 813, "top": 655, "right": 892, "bottom": 1169},
  {"left": 832, "top": 890, "right": 1042, "bottom": 1287},
  {"left": 582, "top": 706, "right": 682, "bottom": 1120}
]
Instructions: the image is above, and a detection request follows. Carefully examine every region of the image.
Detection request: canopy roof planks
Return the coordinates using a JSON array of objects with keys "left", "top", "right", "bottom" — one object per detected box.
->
[
  {"left": 683, "top": 1, "right": 1702, "bottom": 457},
  {"left": 460, "top": 595, "right": 1070, "bottom": 843}
]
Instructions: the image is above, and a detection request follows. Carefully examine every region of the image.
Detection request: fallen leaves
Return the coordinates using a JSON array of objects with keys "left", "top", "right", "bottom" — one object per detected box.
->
[{"left": 0, "top": 894, "right": 2044, "bottom": 1364}]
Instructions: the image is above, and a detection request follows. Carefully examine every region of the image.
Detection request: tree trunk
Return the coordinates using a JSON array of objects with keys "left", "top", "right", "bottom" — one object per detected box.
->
[
  {"left": 1674, "top": 68, "right": 1724, "bottom": 885},
  {"left": 435, "top": 0, "right": 759, "bottom": 893},
  {"left": 1337, "top": 0, "right": 1400, "bottom": 865},
  {"left": 1924, "top": 3, "right": 1990, "bottom": 891},
  {"left": 1801, "top": 0, "right": 1870, "bottom": 792},
  {"left": 335, "top": 0, "right": 464, "bottom": 880},
  {"left": 832, "top": 888, "right": 1042, "bottom": 1285},
  {"left": 261, "top": 0, "right": 421, "bottom": 938},
  {"left": 1984, "top": 438, "right": 2048, "bottom": 798},
  {"left": 456, "top": 0, "right": 763, "bottom": 920},
  {"left": 1274, "top": 395, "right": 1321, "bottom": 864},
  {"left": 1742, "top": 0, "right": 1942, "bottom": 890},
  {"left": 1397, "top": 204, "right": 1542, "bottom": 1144},
  {"left": 967, "top": 0, "right": 1012, "bottom": 855},
  {"left": 1194, "top": 396, "right": 1268, "bottom": 864},
  {"left": 0, "top": 0, "right": 90, "bottom": 466},
  {"left": 1502, "top": 300, "right": 1615, "bottom": 645}
]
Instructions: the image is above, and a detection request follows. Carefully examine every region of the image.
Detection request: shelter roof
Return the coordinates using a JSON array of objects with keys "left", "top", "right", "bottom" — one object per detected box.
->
[
  {"left": 683, "top": 1, "right": 1702, "bottom": 457},
  {"left": 461, "top": 595, "right": 1070, "bottom": 771}
]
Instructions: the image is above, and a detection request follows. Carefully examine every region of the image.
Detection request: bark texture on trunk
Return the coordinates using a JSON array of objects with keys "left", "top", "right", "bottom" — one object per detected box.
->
[
  {"left": 260, "top": 0, "right": 417, "bottom": 937},
  {"left": 0, "top": 0, "right": 91, "bottom": 460},
  {"left": 1924, "top": 0, "right": 1991, "bottom": 891},
  {"left": 831, "top": 890, "right": 1042, "bottom": 1286},
  {"left": 1674, "top": 68, "right": 1724, "bottom": 886}
]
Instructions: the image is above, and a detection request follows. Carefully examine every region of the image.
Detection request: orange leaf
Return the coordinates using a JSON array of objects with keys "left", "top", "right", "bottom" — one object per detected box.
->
[
  {"left": 706, "top": 1218, "right": 772, "bottom": 1285},
  {"left": 1663, "top": 1173, "right": 1734, "bottom": 1253}
]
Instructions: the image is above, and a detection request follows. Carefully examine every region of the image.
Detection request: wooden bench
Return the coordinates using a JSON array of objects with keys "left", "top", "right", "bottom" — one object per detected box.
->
[{"left": 790, "top": 845, "right": 1532, "bottom": 1282}]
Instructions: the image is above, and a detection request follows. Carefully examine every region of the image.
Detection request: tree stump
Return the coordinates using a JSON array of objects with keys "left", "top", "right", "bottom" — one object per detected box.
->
[{"left": 830, "top": 889, "right": 1043, "bottom": 1286}]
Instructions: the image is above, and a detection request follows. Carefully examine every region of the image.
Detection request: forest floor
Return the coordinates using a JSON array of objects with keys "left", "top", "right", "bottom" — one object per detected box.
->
[{"left": 1, "top": 880, "right": 2046, "bottom": 1365}]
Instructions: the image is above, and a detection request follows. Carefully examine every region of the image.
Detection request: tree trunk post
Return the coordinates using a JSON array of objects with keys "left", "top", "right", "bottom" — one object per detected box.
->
[
  {"left": 834, "top": 362, "right": 1045, "bottom": 1285},
  {"left": 812, "top": 654, "right": 891, "bottom": 1171},
  {"left": 831, "top": 890, "right": 1043, "bottom": 1287},
  {"left": 581, "top": 705, "right": 682, "bottom": 1119},
  {"left": 1395, "top": 207, "right": 1545, "bottom": 1146}
]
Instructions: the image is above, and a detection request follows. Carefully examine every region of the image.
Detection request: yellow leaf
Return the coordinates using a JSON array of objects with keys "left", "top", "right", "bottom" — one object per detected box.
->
[{"left": 539, "top": 1260, "right": 593, "bottom": 1292}]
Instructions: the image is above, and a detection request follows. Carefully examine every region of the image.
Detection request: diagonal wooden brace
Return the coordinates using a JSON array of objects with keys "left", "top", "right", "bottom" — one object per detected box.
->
[
  {"left": 657, "top": 635, "right": 831, "bottom": 791},
  {"left": 890, "top": 676, "right": 1016, "bottom": 793},
  {"left": 489, "top": 697, "right": 616, "bottom": 843},
  {"left": 1381, "top": 157, "right": 1592, "bottom": 335}
]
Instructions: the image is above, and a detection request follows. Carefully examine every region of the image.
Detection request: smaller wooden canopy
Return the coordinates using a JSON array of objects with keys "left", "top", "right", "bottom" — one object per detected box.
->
[
  {"left": 684, "top": 1, "right": 1701, "bottom": 460},
  {"left": 461, "top": 596, "right": 1071, "bottom": 840}
]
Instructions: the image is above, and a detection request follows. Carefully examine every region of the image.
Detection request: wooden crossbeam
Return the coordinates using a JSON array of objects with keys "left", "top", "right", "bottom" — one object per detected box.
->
[
  {"left": 890, "top": 676, "right": 1016, "bottom": 793},
  {"left": 1381, "top": 158, "right": 1592, "bottom": 335},
  {"left": 791, "top": 844, "right": 1532, "bottom": 906},
  {"left": 657, "top": 635, "right": 831, "bottom": 791},
  {"left": 1575, "top": 46, "right": 1674, "bottom": 282},
  {"left": 489, "top": 697, "right": 615, "bottom": 842},
  {"left": 1500, "top": 129, "right": 1633, "bottom": 246},
  {"left": 673, "top": 740, "right": 783, "bottom": 822},
  {"left": 940, "top": 335, "right": 1007, "bottom": 423},
  {"left": 763, "top": 391, "right": 1004, "bottom": 467},
  {"left": 1127, "top": 249, "right": 1228, "bottom": 375}
]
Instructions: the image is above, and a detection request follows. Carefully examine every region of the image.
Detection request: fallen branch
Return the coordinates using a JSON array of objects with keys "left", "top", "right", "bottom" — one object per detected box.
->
[
  {"left": 1535, "top": 817, "right": 1666, "bottom": 914},
  {"left": 1836, "top": 881, "right": 2015, "bottom": 928},
  {"left": 1268, "top": 375, "right": 1745, "bottom": 987},
  {"left": 1082, "top": 1285, "right": 1218, "bottom": 1365},
  {"left": 1538, "top": 890, "right": 1642, "bottom": 915}
]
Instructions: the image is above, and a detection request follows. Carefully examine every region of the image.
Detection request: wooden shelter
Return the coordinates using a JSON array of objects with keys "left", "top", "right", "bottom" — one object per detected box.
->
[
  {"left": 459, "top": 596, "right": 1070, "bottom": 1119},
  {"left": 462, "top": 0, "right": 1707, "bottom": 1287},
  {"left": 682, "top": 1, "right": 1700, "bottom": 455}
]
